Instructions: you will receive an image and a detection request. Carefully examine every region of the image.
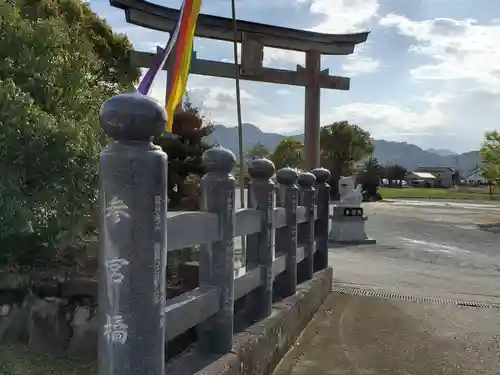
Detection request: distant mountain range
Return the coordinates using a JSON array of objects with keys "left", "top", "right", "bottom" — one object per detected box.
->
[
  {"left": 206, "top": 123, "right": 482, "bottom": 176},
  {"left": 425, "top": 148, "right": 458, "bottom": 157}
]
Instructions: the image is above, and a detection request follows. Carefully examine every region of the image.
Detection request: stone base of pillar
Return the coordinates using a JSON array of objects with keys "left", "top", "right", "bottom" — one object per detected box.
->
[{"left": 328, "top": 205, "right": 376, "bottom": 245}]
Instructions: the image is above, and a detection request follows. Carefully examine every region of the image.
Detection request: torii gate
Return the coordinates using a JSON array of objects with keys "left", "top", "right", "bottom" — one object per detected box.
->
[{"left": 110, "top": 0, "right": 369, "bottom": 170}]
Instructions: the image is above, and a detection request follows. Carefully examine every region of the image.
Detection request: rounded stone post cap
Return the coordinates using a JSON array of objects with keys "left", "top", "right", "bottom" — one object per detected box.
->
[
  {"left": 311, "top": 168, "right": 331, "bottom": 184},
  {"left": 203, "top": 147, "right": 236, "bottom": 174},
  {"left": 100, "top": 89, "right": 167, "bottom": 141},
  {"left": 298, "top": 172, "right": 316, "bottom": 188},
  {"left": 276, "top": 167, "right": 299, "bottom": 185},
  {"left": 248, "top": 158, "right": 275, "bottom": 180}
]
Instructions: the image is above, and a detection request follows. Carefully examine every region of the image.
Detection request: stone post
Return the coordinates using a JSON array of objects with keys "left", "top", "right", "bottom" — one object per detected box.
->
[
  {"left": 298, "top": 172, "right": 316, "bottom": 281},
  {"left": 98, "top": 90, "right": 168, "bottom": 375},
  {"left": 311, "top": 168, "right": 331, "bottom": 271},
  {"left": 275, "top": 167, "right": 299, "bottom": 297},
  {"left": 197, "top": 147, "right": 236, "bottom": 354},
  {"left": 246, "top": 158, "right": 276, "bottom": 321}
]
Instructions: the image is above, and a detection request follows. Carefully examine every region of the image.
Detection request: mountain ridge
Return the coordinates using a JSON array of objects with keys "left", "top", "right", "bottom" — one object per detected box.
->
[
  {"left": 425, "top": 148, "right": 458, "bottom": 157},
  {"left": 205, "top": 123, "right": 482, "bottom": 175}
]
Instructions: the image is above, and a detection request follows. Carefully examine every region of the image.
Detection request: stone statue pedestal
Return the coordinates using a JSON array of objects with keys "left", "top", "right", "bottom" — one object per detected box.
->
[{"left": 328, "top": 205, "right": 376, "bottom": 245}]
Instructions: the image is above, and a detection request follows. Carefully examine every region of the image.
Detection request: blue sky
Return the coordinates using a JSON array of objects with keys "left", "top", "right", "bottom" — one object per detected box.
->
[{"left": 90, "top": 0, "right": 500, "bottom": 152}]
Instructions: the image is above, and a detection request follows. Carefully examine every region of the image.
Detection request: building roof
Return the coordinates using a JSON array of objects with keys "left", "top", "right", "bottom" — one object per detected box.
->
[
  {"left": 415, "top": 166, "right": 454, "bottom": 172},
  {"left": 408, "top": 172, "right": 436, "bottom": 179}
]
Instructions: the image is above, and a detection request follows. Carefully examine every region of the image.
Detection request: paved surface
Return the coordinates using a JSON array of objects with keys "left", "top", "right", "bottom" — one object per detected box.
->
[
  {"left": 273, "top": 294, "right": 500, "bottom": 375},
  {"left": 273, "top": 199, "right": 500, "bottom": 375},
  {"left": 332, "top": 200, "right": 500, "bottom": 303}
]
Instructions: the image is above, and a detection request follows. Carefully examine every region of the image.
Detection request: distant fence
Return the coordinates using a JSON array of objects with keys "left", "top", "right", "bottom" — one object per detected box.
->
[{"left": 97, "top": 91, "right": 331, "bottom": 375}]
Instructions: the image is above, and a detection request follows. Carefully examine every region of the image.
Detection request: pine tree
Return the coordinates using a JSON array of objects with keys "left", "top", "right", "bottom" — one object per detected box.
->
[{"left": 154, "top": 97, "right": 214, "bottom": 210}]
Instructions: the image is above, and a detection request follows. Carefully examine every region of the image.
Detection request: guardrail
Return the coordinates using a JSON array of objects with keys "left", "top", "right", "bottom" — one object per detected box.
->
[{"left": 98, "top": 90, "right": 331, "bottom": 375}]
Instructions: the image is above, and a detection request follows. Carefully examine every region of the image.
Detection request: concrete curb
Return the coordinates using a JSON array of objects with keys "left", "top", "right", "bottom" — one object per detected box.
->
[
  {"left": 477, "top": 222, "right": 500, "bottom": 229},
  {"left": 166, "top": 267, "right": 333, "bottom": 375},
  {"left": 329, "top": 239, "right": 377, "bottom": 246}
]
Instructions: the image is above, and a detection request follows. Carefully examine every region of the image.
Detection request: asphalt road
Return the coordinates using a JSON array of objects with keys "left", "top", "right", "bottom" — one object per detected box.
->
[
  {"left": 275, "top": 200, "right": 500, "bottom": 375},
  {"left": 331, "top": 200, "right": 500, "bottom": 304},
  {"left": 236, "top": 190, "right": 500, "bottom": 304}
]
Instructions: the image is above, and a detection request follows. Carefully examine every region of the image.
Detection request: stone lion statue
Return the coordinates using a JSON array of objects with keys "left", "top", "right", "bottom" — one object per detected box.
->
[{"left": 338, "top": 176, "right": 363, "bottom": 205}]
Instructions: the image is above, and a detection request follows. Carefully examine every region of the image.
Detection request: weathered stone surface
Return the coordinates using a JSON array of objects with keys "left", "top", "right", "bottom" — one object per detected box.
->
[
  {"left": 27, "top": 298, "right": 71, "bottom": 355},
  {"left": 31, "top": 277, "right": 60, "bottom": 298},
  {"left": 67, "top": 306, "right": 98, "bottom": 361},
  {"left": 178, "top": 261, "right": 200, "bottom": 290},
  {"left": 0, "top": 304, "right": 12, "bottom": 317},
  {"left": 0, "top": 287, "right": 26, "bottom": 305},
  {"left": 0, "top": 304, "right": 30, "bottom": 343},
  {"left": 166, "top": 267, "right": 333, "bottom": 375},
  {"left": 231, "top": 268, "right": 333, "bottom": 375},
  {"left": 60, "top": 278, "right": 97, "bottom": 299}
]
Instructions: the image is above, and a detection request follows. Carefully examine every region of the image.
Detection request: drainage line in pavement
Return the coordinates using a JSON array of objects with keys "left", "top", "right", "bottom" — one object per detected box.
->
[{"left": 331, "top": 287, "right": 500, "bottom": 309}]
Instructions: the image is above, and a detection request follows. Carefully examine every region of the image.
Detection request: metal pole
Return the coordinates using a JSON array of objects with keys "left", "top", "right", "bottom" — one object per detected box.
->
[
  {"left": 230, "top": 0, "right": 245, "bottom": 206},
  {"left": 231, "top": 0, "right": 246, "bottom": 256}
]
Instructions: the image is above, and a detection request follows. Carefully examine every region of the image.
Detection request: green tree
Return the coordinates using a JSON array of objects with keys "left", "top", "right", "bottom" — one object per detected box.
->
[
  {"left": 480, "top": 131, "right": 500, "bottom": 186},
  {"left": 357, "top": 156, "right": 382, "bottom": 199},
  {"left": 386, "top": 164, "right": 408, "bottom": 187},
  {"left": 16, "top": 0, "right": 137, "bottom": 89},
  {"left": 363, "top": 156, "right": 381, "bottom": 171},
  {"left": 246, "top": 143, "right": 271, "bottom": 161},
  {"left": 320, "top": 121, "right": 374, "bottom": 197},
  {"left": 0, "top": 0, "right": 139, "bottom": 267},
  {"left": 155, "top": 97, "right": 214, "bottom": 209},
  {"left": 271, "top": 138, "right": 304, "bottom": 170}
]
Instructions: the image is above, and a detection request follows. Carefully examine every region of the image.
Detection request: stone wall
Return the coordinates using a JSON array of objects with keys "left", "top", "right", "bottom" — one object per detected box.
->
[
  {"left": 0, "top": 273, "right": 196, "bottom": 361},
  {"left": 165, "top": 267, "right": 334, "bottom": 375},
  {"left": 0, "top": 277, "right": 98, "bottom": 361}
]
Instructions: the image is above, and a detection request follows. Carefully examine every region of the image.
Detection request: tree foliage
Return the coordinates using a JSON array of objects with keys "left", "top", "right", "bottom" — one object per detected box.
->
[
  {"left": 155, "top": 97, "right": 214, "bottom": 209},
  {"left": 0, "top": 0, "right": 139, "bottom": 267},
  {"left": 271, "top": 138, "right": 304, "bottom": 170},
  {"left": 386, "top": 164, "right": 408, "bottom": 186},
  {"left": 246, "top": 143, "right": 271, "bottom": 161},
  {"left": 480, "top": 131, "right": 500, "bottom": 185},
  {"left": 319, "top": 121, "right": 374, "bottom": 197},
  {"left": 357, "top": 157, "right": 382, "bottom": 200}
]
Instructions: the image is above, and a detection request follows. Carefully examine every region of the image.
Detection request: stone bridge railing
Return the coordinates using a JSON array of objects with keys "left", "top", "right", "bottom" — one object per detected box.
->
[{"left": 98, "top": 91, "right": 331, "bottom": 375}]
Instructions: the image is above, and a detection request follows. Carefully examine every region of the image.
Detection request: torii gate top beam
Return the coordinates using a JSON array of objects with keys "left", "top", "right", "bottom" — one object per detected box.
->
[{"left": 110, "top": 0, "right": 369, "bottom": 55}]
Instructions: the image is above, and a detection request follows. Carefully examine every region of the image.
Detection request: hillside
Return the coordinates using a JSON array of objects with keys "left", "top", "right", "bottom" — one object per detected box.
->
[
  {"left": 425, "top": 148, "right": 457, "bottom": 157},
  {"left": 206, "top": 124, "right": 482, "bottom": 175}
]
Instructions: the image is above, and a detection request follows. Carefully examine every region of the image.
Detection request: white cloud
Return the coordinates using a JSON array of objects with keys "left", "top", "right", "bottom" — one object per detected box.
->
[
  {"left": 189, "top": 83, "right": 304, "bottom": 133},
  {"left": 302, "top": 0, "right": 379, "bottom": 33},
  {"left": 371, "top": 13, "right": 500, "bottom": 149},
  {"left": 140, "top": 67, "right": 498, "bottom": 151},
  {"left": 325, "top": 100, "right": 445, "bottom": 139},
  {"left": 380, "top": 14, "right": 500, "bottom": 91},
  {"left": 143, "top": 71, "right": 302, "bottom": 133},
  {"left": 128, "top": 3, "right": 499, "bottom": 151},
  {"left": 263, "top": 48, "right": 304, "bottom": 68},
  {"left": 321, "top": 86, "right": 500, "bottom": 151},
  {"left": 189, "top": 86, "right": 256, "bottom": 111},
  {"left": 341, "top": 55, "right": 380, "bottom": 76},
  {"left": 276, "top": 89, "right": 293, "bottom": 95},
  {"left": 264, "top": 0, "right": 378, "bottom": 67}
]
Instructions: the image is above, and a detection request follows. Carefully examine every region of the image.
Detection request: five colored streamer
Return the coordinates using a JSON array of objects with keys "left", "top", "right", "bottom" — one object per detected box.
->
[{"left": 137, "top": 0, "right": 202, "bottom": 132}]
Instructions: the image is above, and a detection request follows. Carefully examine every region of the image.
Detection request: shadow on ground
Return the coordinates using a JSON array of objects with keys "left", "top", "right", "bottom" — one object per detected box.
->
[{"left": 274, "top": 293, "right": 500, "bottom": 375}]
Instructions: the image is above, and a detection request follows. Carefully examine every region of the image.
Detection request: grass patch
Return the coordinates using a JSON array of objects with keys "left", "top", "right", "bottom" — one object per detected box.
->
[
  {"left": 379, "top": 187, "right": 500, "bottom": 201},
  {"left": 0, "top": 345, "right": 95, "bottom": 375}
]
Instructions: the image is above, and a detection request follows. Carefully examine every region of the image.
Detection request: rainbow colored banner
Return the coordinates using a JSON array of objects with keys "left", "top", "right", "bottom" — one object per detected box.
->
[{"left": 137, "top": 0, "right": 202, "bottom": 132}]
